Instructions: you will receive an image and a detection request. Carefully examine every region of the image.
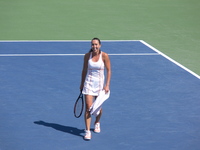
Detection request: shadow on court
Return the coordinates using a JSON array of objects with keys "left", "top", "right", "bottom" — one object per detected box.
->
[{"left": 34, "top": 121, "right": 84, "bottom": 137}]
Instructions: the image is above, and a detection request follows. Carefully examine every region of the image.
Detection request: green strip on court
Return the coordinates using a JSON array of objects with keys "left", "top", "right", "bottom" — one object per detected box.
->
[{"left": 0, "top": 0, "right": 200, "bottom": 75}]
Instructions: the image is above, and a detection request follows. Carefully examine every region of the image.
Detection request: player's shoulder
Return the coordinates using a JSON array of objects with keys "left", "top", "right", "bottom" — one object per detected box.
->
[
  {"left": 84, "top": 52, "right": 90, "bottom": 57},
  {"left": 84, "top": 52, "right": 90, "bottom": 61},
  {"left": 102, "top": 51, "right": 109, "bottom": 57},
  {"left": 102, "top": 51, "right": 110, "bottom": 61}
]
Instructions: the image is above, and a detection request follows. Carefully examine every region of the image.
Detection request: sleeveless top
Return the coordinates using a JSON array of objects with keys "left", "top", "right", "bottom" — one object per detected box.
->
[{"left": 82, "top": 51, "right": 105, "bottom": 96}]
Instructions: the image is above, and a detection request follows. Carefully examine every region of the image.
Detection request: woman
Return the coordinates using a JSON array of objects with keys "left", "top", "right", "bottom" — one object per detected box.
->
[{"left": 80, "top": 38, "right": 111, "bottom": 140}]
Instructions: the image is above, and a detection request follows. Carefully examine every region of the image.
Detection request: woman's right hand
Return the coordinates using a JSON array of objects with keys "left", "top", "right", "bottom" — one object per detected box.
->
[{"left": 80, "top": 84, "right": 83, "bottom": 92}]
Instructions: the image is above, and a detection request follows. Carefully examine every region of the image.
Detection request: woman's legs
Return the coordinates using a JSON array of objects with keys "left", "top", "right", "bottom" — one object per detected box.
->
[
  {"left": 84, "top": 95, "right": 103, "bottom": 129},
  {"left": 94, "top": 109, "right": 102, "bottom": 133},
  {"left": 84, "top": 95, "right": 93, "bottom": 131},
  {"left": 95, "top": 109, "right": 102, "bottom": 124}
]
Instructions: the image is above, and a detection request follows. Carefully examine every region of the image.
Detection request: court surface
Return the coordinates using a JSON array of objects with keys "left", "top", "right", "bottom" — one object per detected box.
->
[{"left": 0, "top": 40, "right": 200, "bottom": 150}]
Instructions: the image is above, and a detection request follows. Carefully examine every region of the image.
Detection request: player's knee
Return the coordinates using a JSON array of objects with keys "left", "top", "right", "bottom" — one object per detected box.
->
[{"left": 85, "top": 108, "right": 90, "bottom": 113}]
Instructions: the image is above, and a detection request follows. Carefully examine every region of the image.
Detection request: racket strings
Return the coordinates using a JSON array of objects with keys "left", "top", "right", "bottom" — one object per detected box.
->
[
  {"left": 75, "top": 97, "right": 83, "bottom": 115},
  {"left": 74, "top": 93, "right": 84, "bottom": 118}
]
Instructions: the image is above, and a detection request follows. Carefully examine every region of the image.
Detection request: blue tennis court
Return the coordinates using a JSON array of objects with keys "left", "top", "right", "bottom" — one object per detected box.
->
[{"left": 0, "top": 41, "right": 200, "bottom": 150}]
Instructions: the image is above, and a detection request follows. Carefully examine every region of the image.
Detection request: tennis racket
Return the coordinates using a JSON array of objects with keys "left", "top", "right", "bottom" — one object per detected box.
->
[{"left": 74, "top": 91, "right": 84, "bottom": 118}]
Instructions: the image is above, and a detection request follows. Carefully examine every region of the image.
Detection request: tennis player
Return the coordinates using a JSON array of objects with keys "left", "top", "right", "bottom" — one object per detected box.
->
[{"left": 80, "top": 38, "right": 111, "bottom": 140}]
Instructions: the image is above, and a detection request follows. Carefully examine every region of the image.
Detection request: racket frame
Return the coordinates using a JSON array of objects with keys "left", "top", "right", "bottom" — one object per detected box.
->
[{"left": 74, "top": 92, "right": 84, "bottom": 118}]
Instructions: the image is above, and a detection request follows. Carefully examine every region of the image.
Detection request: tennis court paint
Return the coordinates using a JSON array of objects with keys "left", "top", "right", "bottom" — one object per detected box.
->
[{"left": 0, "top": 40, "right": 199, "bottom": 79}]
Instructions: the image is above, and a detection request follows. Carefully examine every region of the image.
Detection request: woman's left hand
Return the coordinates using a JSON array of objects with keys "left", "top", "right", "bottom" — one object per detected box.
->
[{"left": 104, "top": 86, "right": 110, "bottom": 93}]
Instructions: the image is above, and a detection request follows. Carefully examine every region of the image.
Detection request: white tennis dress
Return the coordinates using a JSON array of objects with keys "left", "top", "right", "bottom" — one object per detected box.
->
[{"left": 82, "top": 52, "right": 105, "bottom": 96}]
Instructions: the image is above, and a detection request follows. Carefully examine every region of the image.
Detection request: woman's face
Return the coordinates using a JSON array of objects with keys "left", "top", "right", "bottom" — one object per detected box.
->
[{"left": 91, "top": 40, "right": 101, "bottom": 53}]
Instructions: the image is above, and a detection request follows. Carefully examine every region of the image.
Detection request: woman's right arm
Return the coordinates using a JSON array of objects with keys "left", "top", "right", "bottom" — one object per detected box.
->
[{"left": 80, "top": 53, "right": 89, "bottom": 91}]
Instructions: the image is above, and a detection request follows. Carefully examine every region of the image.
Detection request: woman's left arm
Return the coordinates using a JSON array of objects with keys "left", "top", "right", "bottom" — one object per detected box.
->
[{"left": 103, "top": 52, "right": 111, "bottom": 93}]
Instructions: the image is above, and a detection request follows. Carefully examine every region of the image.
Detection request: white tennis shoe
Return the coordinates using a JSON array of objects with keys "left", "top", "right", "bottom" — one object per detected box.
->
[
  {"left": 84, "top": 130, "right": 91, "bottom": 140},
  {"left": 94, "top": 122, "right": 101, "bottom": 133}
]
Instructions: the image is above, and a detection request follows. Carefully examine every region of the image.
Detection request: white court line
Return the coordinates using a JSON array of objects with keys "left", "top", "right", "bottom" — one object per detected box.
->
[
  {"left": 0, "top": 53, "right": 159, "bottom": 57},
  {"left": 140, "top": 40, "right": 200, "bottom": 79},
  {"left": 0, "top": 40, "right": 139, "bottom": 42},
  {"left": 109, "top": 53, "right": 159, "bottom": 56},
  {"left": 0, "top": 40, "right": 199, "bottom": 79},
  {"left": 0, "top": 54, "right": 84, "bottom": 56}
]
